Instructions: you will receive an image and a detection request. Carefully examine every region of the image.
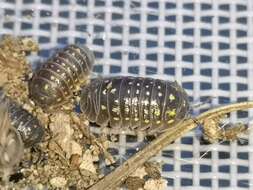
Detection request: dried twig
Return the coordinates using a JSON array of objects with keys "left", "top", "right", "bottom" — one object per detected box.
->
[{"left": 88, "top": 101, "right": 253, "bottom": 190}]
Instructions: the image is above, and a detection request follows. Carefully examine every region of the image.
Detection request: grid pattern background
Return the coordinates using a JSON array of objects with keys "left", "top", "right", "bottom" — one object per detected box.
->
[{"left": 1, "top": 0, "right": 253, "bottom": 189}]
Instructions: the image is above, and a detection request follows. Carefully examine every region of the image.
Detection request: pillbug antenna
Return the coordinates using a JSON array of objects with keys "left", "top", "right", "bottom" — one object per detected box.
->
[
  {"left": 191, "top": 96, "right": 215, "bottom": 109},
  {"left": 185, "top": 96, "right": 217, "bottom": 125}
]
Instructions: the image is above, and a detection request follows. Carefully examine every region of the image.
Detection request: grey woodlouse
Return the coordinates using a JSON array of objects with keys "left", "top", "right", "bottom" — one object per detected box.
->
[
  {"left": 0, "top": 92, "right": 44, "bottom": 147},
  {"left": 29, "top": 44, "right": 95, "bottom": 110},
  {"left": 0, "top": 100, "right": 24, "bottom": 175},
  {"left": 80, "top": 76, "right": 189, "bottom": 134},
  {"left": 8, "top": 102, "right": 44, "bottom": 147}
]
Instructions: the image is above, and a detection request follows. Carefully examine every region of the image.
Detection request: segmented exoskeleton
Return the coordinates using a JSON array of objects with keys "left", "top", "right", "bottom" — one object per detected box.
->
[
  {"left": 0, "top": 92, "right": 44, "bottom": 147},
  {"left": 29, "top": 44, "right": 95, "bottom": 110},
  {"left": 0, "top": 100, "right": 24, "bottom": 180},
  {"left": 80, "top": 76, "right": 189, "bottom": 134}
]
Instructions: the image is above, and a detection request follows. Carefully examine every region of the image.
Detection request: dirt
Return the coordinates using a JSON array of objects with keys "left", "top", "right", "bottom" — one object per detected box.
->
[{"left": 0, "top": 36, "right": 166, "bottom": 190}]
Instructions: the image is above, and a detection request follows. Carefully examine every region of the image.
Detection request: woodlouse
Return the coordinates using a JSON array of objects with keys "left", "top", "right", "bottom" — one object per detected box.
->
[
  {"left": 29, "top": 44, "right": 95, "bottom": 110},
  {"left": 0, "top": 100, "right": 24, "bottom": 177},
  {"left": 8, "top": 102, "right": 44, "bottom": 147},
  {"left": 80, "top": 76, "right": 189, "bottom": 134},
  {"left": 0, "top": 92, "right": 44, "bottom": 147}
]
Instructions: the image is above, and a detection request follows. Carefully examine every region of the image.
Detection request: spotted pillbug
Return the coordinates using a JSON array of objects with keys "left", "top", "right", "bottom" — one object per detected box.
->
[
  {"left": 0, "top": 100, "right": 24, "bottom": 176},
  {"left": 29, "top": 44, "right": 95, "bottom": 110},
  {"left": 0, "top": 92, "right": 44, "bottom": 147},
  {"left": 80, "top": 76, "right": 189, "bottom": 134},
  {"left": 8, "top": 102, "right": 44, "bottom": 147}
]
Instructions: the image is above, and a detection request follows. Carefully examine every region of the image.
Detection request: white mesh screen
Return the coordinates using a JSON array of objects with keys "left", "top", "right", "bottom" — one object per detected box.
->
[{"left": 1, "top": 0, "right": 253, "bottom": 189}]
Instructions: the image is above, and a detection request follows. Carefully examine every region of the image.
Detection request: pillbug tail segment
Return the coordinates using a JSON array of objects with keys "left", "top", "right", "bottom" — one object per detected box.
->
[
  {"left": 69, "top": 44, "right": 95, "bottom": 70},
  {"left": 172, "top": 80, "right": 190, "bottom": 117},
  {"left": 79, "top": 45, "right": 95, "bottom": 69}
]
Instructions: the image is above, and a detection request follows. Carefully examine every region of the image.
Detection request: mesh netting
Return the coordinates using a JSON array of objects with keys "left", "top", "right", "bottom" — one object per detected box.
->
[{"left": 1, "top": 0, "right": 253, "bottom": 189}]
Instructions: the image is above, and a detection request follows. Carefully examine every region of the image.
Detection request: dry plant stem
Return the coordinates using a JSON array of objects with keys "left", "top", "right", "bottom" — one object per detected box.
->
[{"left": 88, "top": 101, "right": 253, "bottom": 190}]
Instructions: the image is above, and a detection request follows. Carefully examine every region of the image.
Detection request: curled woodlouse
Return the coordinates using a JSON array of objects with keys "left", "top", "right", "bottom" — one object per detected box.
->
[
  {"left": 0, "top": 92, "right": 44, "bottom": 147},
  {"left": 80, "top": 76, "right": 189, "bottom": 134},
  {"left": 29, "top": 44, "right": 95, "bottom": 110}
]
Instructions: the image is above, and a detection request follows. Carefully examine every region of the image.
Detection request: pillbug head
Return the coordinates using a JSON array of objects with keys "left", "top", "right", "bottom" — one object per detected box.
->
[
  {"left": 170, "top": 81, "right": 190, "bottom": 122},
  {"left": 29, "top": 44, "right": 95, "bottom": 110}
]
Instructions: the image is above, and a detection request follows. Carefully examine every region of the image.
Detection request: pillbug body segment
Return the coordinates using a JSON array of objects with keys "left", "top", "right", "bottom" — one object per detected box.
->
[
  {"left": 8, "top": 102, "right": 44, "bottom": 147},
  {"left": 0, "top": 92, "right": 44, "bottom": 147},
  {"left": 80, "top": 76, "right": 189, "bottom": 134},
  {"left": 0, "top": 100, "right": 24, "bottom": 173},
  {"left": 29, "top": 44, "right": 95, "bottom": 110}
]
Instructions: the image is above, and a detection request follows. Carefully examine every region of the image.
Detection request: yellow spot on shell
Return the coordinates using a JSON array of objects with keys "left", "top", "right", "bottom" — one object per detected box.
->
[
  {"left": 106, "top": 82, "right": 112, "bottom": 89},
  {"left": 134, "top": 118, "right": 139, "bottom": 121},
  {"left": 167, "top": 119, "right": 174, "bottom": 124},
  {"left": 167, "top": 109, "right": 176, "bottom": 117},
  {"left": 112, "top": 107, "right": 120, "bottom": 113},
  {"left": 156, "top": 120, "right": 161, "bottom": 124},
  {"left": 144, "top": 120, "right": 149, "bottom": 123},
  {"left": 111, "top": 88, "right": 117, "bottom": 94},
  {"left": 57, "top": 98, "right": 62, "bottom": 102},
  {"left": 154, "top": 109, "right": 160, "bottom": 116},
  {"left": 44, "top": 84, "right": 49, "bottom": 90},
  {"left": 169, "top": 94, "right": 176, "bottom": 101},
  {"left": 101, "top": 105, "right": 107, "bottom": 110}
]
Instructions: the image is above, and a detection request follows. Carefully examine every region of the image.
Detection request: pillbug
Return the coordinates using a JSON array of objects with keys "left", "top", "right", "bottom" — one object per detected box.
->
[
  {"left": 29, "top": 44, "right": 95, "bottom": 110},
  {"left": 0, "top": 92, "right": 44, "bottom": 147},
  {"left": 0, "top": 100, "right": 24, "bottom": 177},
  {"left": 80, "top": 76, "right": 189, "bottom": 134}
]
